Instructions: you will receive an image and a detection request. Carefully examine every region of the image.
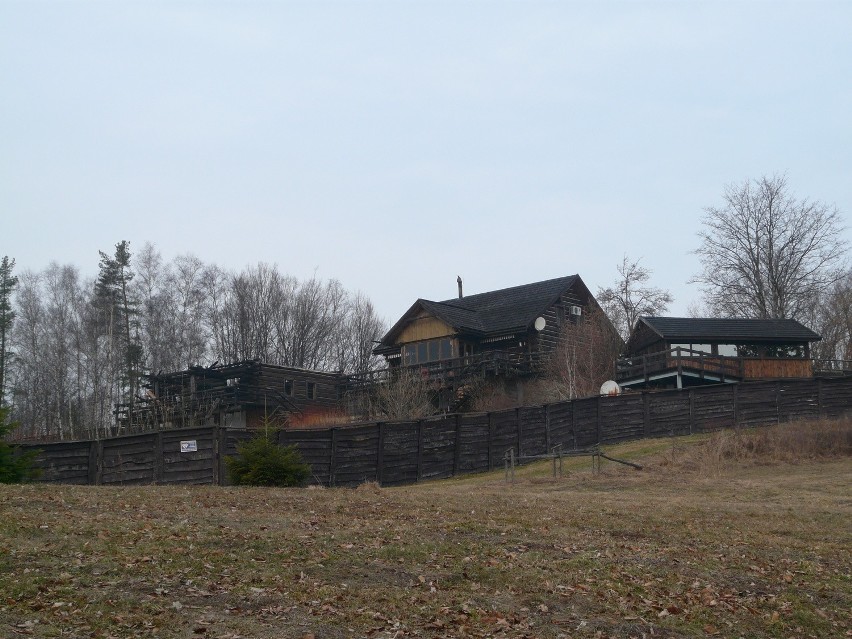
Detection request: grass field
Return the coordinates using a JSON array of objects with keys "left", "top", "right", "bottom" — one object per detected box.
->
[{"left": 1, "top": 420, "right": 850, "bottom": 638}]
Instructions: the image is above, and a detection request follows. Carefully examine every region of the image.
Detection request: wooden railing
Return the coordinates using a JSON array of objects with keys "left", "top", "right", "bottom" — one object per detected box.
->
[
  {"left": 618, "top": 349, "right": 851, "bottom": 384},
  {"left": 813, "top": 360, "right": 852, "bottom": 376},
  {"left": 616, "top": 347, "right": 743, "bottom": 383},
  {"left": 346, "top": 350, "right": 544, "bottom": 390}
]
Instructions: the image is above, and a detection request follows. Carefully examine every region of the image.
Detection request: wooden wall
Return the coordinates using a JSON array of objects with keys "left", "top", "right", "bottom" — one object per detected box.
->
[
  {"left": 395, "top": 313, "right": 454, "bottom": 343},
  {"left": 743, "top": 358, "right": 814, "bottom": 379},
  {"left": 20, "top": 376, "right": 852, "bottom": 487}
]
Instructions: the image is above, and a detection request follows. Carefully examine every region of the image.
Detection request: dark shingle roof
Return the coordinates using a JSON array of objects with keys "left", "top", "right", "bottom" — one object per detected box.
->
[
  {"left": 638, "top": 317, "right": 821, "bottom": 342},
  {"left": 377, "top": 275, "right": 585, "bottom": 349},
  {"left": 434, "top": 275, "right": 580, "bottom": 335}
]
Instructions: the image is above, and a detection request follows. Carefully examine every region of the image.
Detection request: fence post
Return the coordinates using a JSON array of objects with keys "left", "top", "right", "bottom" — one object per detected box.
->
[
  {"left": 87, "top": 440, "right": 101, "bottom": 485},
  {"left": 453, "top": 414, "right": 461, "bottom": 476},
  {"left": 217, "top": 427, "right": 227, "bottom": 486},
  {"left": 377, "top": 422, "right": 386, "bottom": 486},
  {"left": 154, "top": 431, "right": 164, "bottom": 484},
  {"left": 416, "top": 419, "right": 424, "bottom": 481},
  {"left": 571, "top": 400, "right": 577, "bottom": 450},
  {"left": 596, "top": 396, "right": 602, "bottom": 444},
  {"left": 689, "top": 390, "right": 695, "bottom": 435},
  {"left": 817, "top": 378, "right": 823, "bottom": 418},
  {"left": 545, "top": 404, "right": 551, "bottom": 452},
  {"left": 329, "top": 428, "right": 338, "bottom": 487},
  {"left": 516, "top": 408, "right": 522, "bottom": 459},
  {"left": 487, "top": 412, "right": 494, "bottom": 469},
  {"left": 733, "top": 385, "right": 740, "bottom": 430},
  {"left": 643, "top": 392, "right": 651, "bottom": 438},
  {"left": 776, "top": 381, "right": 782, "bottom": 424}
]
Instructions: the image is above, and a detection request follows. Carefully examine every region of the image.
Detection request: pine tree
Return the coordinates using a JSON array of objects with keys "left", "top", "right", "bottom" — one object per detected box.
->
[
  {"left": 94, "top": 242, "right": 143, "bottom": 427},
  {"left": 0, "top": 256, "right": 18, "bottom": 407}
]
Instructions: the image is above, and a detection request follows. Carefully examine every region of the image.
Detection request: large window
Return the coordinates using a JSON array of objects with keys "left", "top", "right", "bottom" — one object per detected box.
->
[
  {"left": 670, "top": 342, "right": 806, "bottom": 358},
  {"left": 403, "top": 338, "right": 454, "bottom": 365}
]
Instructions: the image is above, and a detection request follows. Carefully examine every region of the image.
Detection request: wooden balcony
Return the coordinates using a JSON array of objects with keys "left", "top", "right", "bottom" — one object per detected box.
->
[
  {"left": 617, "top": 347, "right": 743, "bottom": 388},
  {"left": 617, "top": 347, "right": 829, "bottom": 388},
  {"left": 347, "top": 350, "right": 543, "bottom": 392}
]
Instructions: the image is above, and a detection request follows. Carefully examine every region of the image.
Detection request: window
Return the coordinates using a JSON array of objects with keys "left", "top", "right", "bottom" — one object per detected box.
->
[
  {"left": 440, "top": 339, "right": 452, "bottom": 360},
  {"left": 717, "top": 344, "right": 737, "bottom": 357},
  {"left": 765, "top": 344, "right": 804, "bottom": 358},
  {"left": 306, "top": 382, "right": 316, "bottom": 400},
  {"left": 284, "top": 380, "right": 293, "bottom": 396},
  {"left": 402, "top": 338, "right": 455, "bottom": 365},
  {"left": 428, "top": 340, "right": 439, "bottom": 362}
]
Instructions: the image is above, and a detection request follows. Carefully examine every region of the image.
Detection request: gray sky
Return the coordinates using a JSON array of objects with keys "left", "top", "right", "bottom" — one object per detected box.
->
[{"left": 3, "top": 1, "right": 851, "bottom": 324}]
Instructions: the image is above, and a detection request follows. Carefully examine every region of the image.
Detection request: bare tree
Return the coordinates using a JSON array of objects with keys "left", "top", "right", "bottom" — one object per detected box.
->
[
  {"left": 281, "top": 275, "right": 345, "bottom": 369},
  {"left": 597, "top": 255, "right": 673, "bottom": 341},
  {"left": 368, "top": 368, "right": 438, "bottom": 420},
  {"left": 332, "top": 292, "right": 386, "bottom": 375},
  {"left": 807, "top": 267, "right": 852, "bottom": 363},
  {"left": 543, "top": 307, "right": 622, "bottom": 400},
  {"left": 693, "top": 174, "right": 848, "bottom": 320}
]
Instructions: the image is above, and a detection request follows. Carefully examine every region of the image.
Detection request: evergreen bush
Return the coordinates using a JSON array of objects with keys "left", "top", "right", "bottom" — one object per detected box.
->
[
  {"left": 226, "top": 431, "right": 310, "bottom": 487},
  {"left": 0, "top": 407, "right": 41, "bottom": 483}
]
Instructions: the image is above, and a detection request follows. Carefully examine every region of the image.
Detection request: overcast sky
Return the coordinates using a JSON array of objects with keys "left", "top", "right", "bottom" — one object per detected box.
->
[{"left": 2, "top": 1, "right": 850, "bottom": 324}]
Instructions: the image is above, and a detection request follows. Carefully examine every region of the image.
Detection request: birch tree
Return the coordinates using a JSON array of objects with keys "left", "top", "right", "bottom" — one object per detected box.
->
[{"left": 0, "top": 256, "right": 17, "bottom": 406}]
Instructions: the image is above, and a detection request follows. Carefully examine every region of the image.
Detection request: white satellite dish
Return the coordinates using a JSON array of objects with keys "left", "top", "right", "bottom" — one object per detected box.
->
[
  {"left": 534, "top": 316, "right": 546, "bottom": 331},
  {"left": 600, "top": 380, "right": 621, "bottom": 396}
]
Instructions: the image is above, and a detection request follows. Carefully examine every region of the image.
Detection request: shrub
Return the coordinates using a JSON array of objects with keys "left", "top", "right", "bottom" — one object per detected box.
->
[
  {"left": 0, "top": 407, "right": 41, "bottom": 483},
  {"left": 226, "top": 432, "right": 311, "bottom": 487}
]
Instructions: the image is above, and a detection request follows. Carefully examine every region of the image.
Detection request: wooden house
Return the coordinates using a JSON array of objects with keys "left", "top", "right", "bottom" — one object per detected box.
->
[
  {"left": 124, "top": 360, "right": 348, "bottom": 431},
  {"left": 372, "top": 275, "right": 603, "bottom": 386},
  {"left": 617, "top": 317, "right": 822, "bottom": 389}
]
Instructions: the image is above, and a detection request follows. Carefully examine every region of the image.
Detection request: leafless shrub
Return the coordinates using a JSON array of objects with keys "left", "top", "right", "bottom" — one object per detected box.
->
[{"left": 368, "top": 368, "right": 439, "bottom": 420}]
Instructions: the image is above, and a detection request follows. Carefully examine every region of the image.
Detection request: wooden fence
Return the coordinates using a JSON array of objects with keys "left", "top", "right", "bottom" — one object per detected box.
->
[{"left": 19, "top": 376, "right": 852, "bottom": 487}]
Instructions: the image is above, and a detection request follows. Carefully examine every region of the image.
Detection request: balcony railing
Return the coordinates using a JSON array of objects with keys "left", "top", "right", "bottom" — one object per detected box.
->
[
  {"left": 616, "top": 347, "right": 743, "bottom": 384},
  {"left": 813, "top": 359, "right": 852, "bottom": 376},
  {"left": 347, "top": 350, "right": 545, "bottom": 390}
]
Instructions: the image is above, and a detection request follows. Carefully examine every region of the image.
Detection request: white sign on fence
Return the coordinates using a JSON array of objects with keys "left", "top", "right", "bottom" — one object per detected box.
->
[{"left": 180, "top": 440, "right": 198, "bottom": 453}]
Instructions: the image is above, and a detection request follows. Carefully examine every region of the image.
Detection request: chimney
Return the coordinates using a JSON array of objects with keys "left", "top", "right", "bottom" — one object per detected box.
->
[{"left": 457, "top": 275, "right": 463, "bottom": 299}]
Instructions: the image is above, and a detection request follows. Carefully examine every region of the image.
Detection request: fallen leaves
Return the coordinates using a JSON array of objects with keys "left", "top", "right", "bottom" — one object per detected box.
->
[{"left": 1, "top": 457, "right": 849, "bottom": 638}]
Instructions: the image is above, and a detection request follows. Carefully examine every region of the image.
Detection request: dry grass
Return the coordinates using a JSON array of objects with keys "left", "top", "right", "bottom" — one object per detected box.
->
[
  {"left": 1, "top": 418, "right": 850, "bottom": 639},
  {"left": 672, "top": 417, "right": 852, "bottom": 476}
]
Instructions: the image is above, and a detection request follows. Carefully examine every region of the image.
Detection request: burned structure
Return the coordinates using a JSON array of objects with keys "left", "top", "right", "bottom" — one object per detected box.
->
[{"left": 120, "top": 361, "right": 348, "bottom": 431}]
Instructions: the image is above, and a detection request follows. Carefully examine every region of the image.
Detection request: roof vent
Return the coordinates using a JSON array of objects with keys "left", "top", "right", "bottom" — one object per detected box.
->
[{"left": 457, "top": 275, "right": 463, "bottom": 299}]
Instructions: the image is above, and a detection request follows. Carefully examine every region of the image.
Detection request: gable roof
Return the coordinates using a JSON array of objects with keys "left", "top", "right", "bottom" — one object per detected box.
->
[
  {"left": 377, "top": 275, "right": 588, "bottom": 349},
  {"left": 628, "top": 316, "right": 821, "bottom": 352}
]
